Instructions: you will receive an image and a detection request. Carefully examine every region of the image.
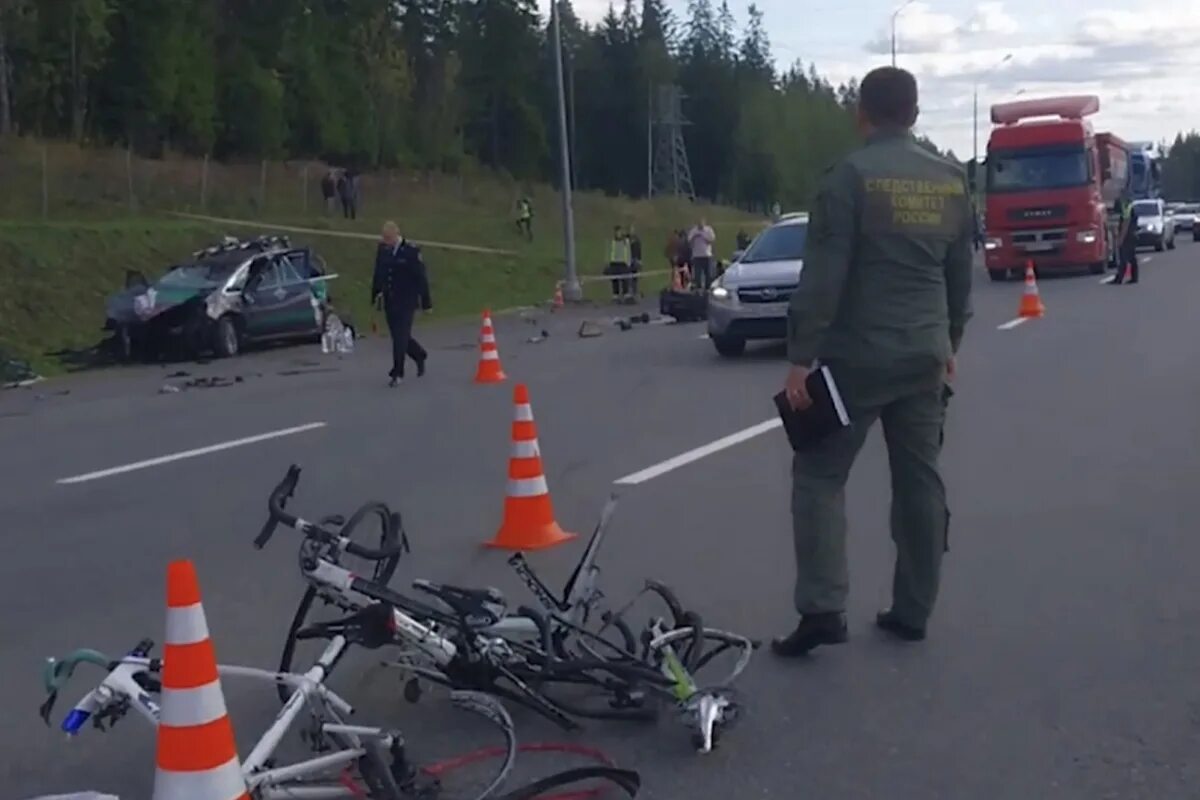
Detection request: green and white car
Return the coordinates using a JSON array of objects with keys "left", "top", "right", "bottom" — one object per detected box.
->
[{"left": 104, "top": 236, "right": 341, "bottom": 361}]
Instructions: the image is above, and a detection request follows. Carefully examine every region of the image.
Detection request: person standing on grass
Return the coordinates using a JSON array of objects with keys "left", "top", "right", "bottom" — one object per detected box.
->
[
  {"left": 321, "top": 169, "right": 338, "bottom": 216},
  {"left": 688, "top": 217, "right": 716, "bottom": 291},
  {"left": 626, "top": 225, "right": 643, "bottom": 300},
  {"left": 338, "top": 169, "right": 359, "bottom": 220},
  {"left": 372, "top": 221, "right": 431, "bottom": 388},
  {"left": 605, "top": 225, "right": 631, "bottom": 301},
  {"left": 517, "top": 196, "right": 534, "bottom": 241}
]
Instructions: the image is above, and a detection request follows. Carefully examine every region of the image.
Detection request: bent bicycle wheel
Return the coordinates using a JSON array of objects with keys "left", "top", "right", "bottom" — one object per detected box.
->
[{"left": 423, "top": 740, "right": 640, "bottom": 800}]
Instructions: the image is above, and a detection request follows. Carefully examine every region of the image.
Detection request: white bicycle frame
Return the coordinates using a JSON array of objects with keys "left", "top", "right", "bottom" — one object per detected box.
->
[
  {"left": 299, "top": 496, "right": 619, "bottom": 664},
  {"left": 65, "top": 636, "right": 400, "bottom": 799}
]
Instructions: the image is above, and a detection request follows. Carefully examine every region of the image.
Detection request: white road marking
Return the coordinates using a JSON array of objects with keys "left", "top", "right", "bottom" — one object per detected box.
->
[
  {"left": 614, "top": 418, "right": 781, "bottom": 486},
  {"left": 997, "top": 317, "right": 1030, "bottom": 330},
  {"left": 56, "top": 422, "right": 328, "bottom": 485},
  {"left": 698, "top": 333, "right": 710, "bottom": 339},
  {"left": 1099, "top": 275, "right": 1115, "bottom": 285}
]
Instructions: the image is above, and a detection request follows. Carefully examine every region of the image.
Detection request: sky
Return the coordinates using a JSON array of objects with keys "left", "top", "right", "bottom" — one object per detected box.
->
[{"left": 539, "top": 0, "right": 1200, "bottom": 159}]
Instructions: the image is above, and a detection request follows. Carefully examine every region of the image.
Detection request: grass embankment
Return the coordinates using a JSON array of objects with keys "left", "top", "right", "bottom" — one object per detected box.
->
[{"left": 0, "top": 140, "right": 763, "bottom": 375}]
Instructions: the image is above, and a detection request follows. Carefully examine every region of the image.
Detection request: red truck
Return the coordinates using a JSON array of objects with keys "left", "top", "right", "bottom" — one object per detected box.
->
[{"left": 982, "top": 95, "right": 1130, "bottom": 281}]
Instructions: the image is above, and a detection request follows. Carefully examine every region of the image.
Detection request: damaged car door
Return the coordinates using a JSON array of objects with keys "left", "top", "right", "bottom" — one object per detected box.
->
[
  {"left": 274, "top": 250, "right": 325, "bottom": 336},
  {"left": 242, "top": 256, "right": 290, "bottom": 339}
]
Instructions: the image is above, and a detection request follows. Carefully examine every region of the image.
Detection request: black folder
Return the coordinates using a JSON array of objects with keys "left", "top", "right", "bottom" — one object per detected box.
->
[{"left": 772, "top": 365, "right": 851, "bottom": 451}]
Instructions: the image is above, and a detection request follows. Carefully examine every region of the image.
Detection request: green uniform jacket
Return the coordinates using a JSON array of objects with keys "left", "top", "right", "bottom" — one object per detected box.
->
[{"left": 787, "top": 129, "right": 974, "bottom": 370}]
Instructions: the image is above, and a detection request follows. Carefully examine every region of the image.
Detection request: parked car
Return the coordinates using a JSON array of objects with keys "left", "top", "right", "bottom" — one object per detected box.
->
[
  {"left": 1133, "top": 199, "right": 1175, "bottom": 251},
  {"left": 104, "top": 235, "right": 340, "bottom": 361},
  {"left": 706, "top": 213, "right": 807, "bottom": 358}
]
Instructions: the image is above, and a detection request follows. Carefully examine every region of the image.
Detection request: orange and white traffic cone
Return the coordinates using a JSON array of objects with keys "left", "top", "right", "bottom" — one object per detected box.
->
[
  {"left": 486, "top": 384, "right": 575, "bottom": 551},
  {"left": 1018, "top": 261, "right": 1046, "bottom": 319},
  {"left": 473, "top": 310, "right": 507, "bottom": 384},
  {"left": 153, "top": 560, "right": 249, "bottom": 800},
  {"left": 552, "top": 283, "right": 564, "bottom": 310},
  {"left": 1123, "top": 262, "right": 1134, "bottom": 282}
]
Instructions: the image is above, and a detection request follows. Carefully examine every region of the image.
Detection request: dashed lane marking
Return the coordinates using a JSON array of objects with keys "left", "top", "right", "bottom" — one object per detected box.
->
[
  {"left": 57, "top": 422, "right": 328, "bottom": 485},
  {"left": 997, "top": 317, "right": 1030, "bottom": 330},
  {"left": 614, "top": 418, "right": 781, "bottom": 486}
]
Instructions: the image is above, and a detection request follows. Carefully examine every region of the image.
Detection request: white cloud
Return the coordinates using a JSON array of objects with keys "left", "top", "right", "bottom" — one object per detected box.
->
[
  {"left": 962, "top": 2, "right": 1019, "bottom": 36},
  {"left": 866, "top": 2, "right": 962, "bottom": 55}
]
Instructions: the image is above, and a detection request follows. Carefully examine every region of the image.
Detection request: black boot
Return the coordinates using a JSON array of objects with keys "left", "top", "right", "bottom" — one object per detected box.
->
[
  {"left": 875, "top": 609, "right": 926, "bottom": 642},
  {"left": 417, "top": 358, "right": 427, "bottom": 377},
  {"left": 770, "top": 613, "right": 848, "bottom": 658}
]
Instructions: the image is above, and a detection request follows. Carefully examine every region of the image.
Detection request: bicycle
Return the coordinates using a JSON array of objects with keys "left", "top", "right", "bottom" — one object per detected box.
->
[
  {"left": 259, "top": 465, "right": 756, "bottom": 752},
  {"left": 39, "top": 633, "right": 518, "bottom": 799}
]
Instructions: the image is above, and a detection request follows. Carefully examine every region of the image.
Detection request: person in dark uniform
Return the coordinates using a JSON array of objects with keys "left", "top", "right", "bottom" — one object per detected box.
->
[
  {"left": 371, "top": 221, "right": 431, "bottom": 387},
  {"left": 1110, "top": 194, "right": 1139, "bottom": 285},
  {"left": 773, "top": 66, "right": 973, "bottom": 657}
]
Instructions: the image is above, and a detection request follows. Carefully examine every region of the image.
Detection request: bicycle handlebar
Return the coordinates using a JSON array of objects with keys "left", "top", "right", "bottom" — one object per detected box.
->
[{"left": 256, "top": 465, "right": 406, "bottom": 562}]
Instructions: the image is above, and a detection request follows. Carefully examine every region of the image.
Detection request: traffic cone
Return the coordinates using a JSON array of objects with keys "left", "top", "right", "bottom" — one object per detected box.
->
[
  {"left": 474, "top": 310, "right": 507, "bottom": 384},
  {"left": 1123, "top": 262, "right": 1134, "bottom": 282},
  {"left": 153, "top": 560, "right": 249, "bottom": 800},
  {"left": 1018, "top": 261, "right": 1045, "bottom": 319},
  {"left": 552, "top": 283, "right": 564, "bottom": 310},
  {"left": 486, "top": 384, "right": 575, "bottom": 551}
]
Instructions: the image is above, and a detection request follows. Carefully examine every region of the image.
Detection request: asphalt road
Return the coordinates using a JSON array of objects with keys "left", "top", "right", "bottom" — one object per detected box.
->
[{"left": 3, "top": 246, "right": 1200, "bottom": 799}]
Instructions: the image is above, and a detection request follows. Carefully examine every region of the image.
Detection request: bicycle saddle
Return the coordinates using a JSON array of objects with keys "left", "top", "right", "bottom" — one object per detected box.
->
[{"left": 412, "top": 580, "right": 507, "bottom": 627}]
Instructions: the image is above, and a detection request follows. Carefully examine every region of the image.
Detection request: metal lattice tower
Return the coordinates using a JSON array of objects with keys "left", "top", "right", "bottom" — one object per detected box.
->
[{"left": 649, "top": 85, "right": 695, "bottom": 201}]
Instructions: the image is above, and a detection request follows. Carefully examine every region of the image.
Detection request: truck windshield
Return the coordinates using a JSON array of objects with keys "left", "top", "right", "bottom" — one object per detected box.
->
[{"left": 987, "top": 147, "right": 1089, "bottom": 193}]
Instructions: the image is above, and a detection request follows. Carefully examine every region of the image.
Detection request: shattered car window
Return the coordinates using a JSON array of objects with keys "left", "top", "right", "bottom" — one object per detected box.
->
[{"left": 158, "top": 260, "right": 242, "bottom": 288}]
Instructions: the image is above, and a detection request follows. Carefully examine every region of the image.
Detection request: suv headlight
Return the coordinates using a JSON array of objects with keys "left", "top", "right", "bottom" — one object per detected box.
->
[{"left": 709, "top": 281, "right": 731, "bottom": 300}]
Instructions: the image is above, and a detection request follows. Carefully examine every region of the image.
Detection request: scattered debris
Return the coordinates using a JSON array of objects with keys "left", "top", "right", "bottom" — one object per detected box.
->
[
  {"left": 34, "top": 389, "right": 71, "bottom": 401},
  {"left": 159, "top": 384, "right": 181, "bottom": 394},
  {"left": 578, "top": 321, "right": 604, "bottom": 338},
  {"left": 165, "top": 370, "right": 191, "bottom": 378},
  {"left": 616, "top": 319, "right": 633, "bottom": 332},
  {"left": 278, "top": 367, "right": 340, "bottom": 376},
  {"left": 526, "top": 329, "right": 551, "bottom": 344}
]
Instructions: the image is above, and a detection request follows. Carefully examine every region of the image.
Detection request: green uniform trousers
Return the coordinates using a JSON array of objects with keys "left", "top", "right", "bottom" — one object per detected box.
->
[{"left": 791, "top": 367, "right": 949, "bottom": 628}]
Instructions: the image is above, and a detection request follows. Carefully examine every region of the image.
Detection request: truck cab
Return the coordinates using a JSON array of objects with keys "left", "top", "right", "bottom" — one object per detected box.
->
[{"left": 982, "top": 96, "right": 1129, "bottom": 281}]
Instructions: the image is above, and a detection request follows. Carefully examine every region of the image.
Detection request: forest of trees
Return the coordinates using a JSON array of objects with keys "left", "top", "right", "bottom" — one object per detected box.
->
[
  {"left": 0, "top": 0, "right": 919, "bottom": 210},
  {"left": 1161, "top": 133, "right": 1200, "bottom": 201}
]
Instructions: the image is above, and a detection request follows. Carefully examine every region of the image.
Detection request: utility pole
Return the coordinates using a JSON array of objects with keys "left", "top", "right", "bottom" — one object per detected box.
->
[
  {"left": 550, "top": 0, "right": 580, "bottom": 301},
  {"left": 972, "top": 54, "right": 1012, "bottom": 203},
  {"left": 890, "top": 0, "right": 915, "bottom": 67},
  {"left": 646, "top": 87, "right": 653, "bottom": 197}
]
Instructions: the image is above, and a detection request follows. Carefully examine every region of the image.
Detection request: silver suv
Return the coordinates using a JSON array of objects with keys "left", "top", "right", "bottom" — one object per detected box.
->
[{"left": 706, "top": 214, "right": 807, "bottom": 358}]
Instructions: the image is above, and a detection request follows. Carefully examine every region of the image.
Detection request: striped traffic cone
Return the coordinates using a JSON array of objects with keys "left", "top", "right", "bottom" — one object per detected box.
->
[
  {"left": 474, "top": 310, "right": 507, "bottom": 384},
  {"left": 486, "top": 384, "right": 575, "bottom": 550},
  {"left": 1018, "top": 261, "right": 1045, "bottom": 319},
  {"left": 152, "top": 560, "right": 249, "bottom": 800}
]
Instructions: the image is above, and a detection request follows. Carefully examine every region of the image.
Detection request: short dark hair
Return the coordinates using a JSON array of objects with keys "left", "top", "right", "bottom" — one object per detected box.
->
[{"left": 859, "top": 67, "right": 919, "bottom": 128}]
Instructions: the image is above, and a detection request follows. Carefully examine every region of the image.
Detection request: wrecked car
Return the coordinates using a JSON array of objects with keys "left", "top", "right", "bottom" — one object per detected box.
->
[{"left": 104, "top": 235, "right": 341, "bottom": 361}]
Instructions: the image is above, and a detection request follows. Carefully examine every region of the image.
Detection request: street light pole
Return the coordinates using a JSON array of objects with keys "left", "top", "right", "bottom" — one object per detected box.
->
[
  {"left": 550, "top": 0, "right": 580, "bottom": 301},
  {"left": 972, "top": 54, "right": 1012, "bottom": 182},
  {"left": 891, "top": 0, "right": 916, "bottom": 67}
]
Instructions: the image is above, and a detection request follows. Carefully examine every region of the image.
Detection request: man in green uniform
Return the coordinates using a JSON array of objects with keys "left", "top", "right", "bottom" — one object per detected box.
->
[{"left": 772, "top": 66, "right": 974, "bottom": 657}]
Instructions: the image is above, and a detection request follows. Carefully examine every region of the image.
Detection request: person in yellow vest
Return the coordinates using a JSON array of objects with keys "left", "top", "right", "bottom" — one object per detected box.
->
[{"left": 604, "top": 225, "right": 632, "bottom": 301}]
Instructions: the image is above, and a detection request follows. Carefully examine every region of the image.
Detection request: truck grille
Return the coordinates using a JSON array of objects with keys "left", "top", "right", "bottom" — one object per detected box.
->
[
  {"left": 737, "top": 285, "right": 797, "bottom": 304},
  {"left": 1010, "top": 228, "right": 1068, "bottom": 253}
]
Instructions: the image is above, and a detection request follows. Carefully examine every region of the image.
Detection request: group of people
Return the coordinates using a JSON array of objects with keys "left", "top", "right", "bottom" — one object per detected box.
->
[
  {"left": 321, "top": 168, "right": 360, "bottom": 220},
  {"left": 666, "top": 219, "right": 718, "bottom": 292}
]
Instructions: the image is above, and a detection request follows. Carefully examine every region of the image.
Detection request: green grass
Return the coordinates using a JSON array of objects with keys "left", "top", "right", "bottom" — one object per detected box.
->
[{"left": 0, "top": 140, "right": 763, "bottom": 375}]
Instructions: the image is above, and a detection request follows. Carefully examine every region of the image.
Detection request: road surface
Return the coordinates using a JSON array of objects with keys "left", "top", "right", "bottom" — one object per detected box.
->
[{"left": 3, "top": 248, "right": 1199, "bottom": 799}]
